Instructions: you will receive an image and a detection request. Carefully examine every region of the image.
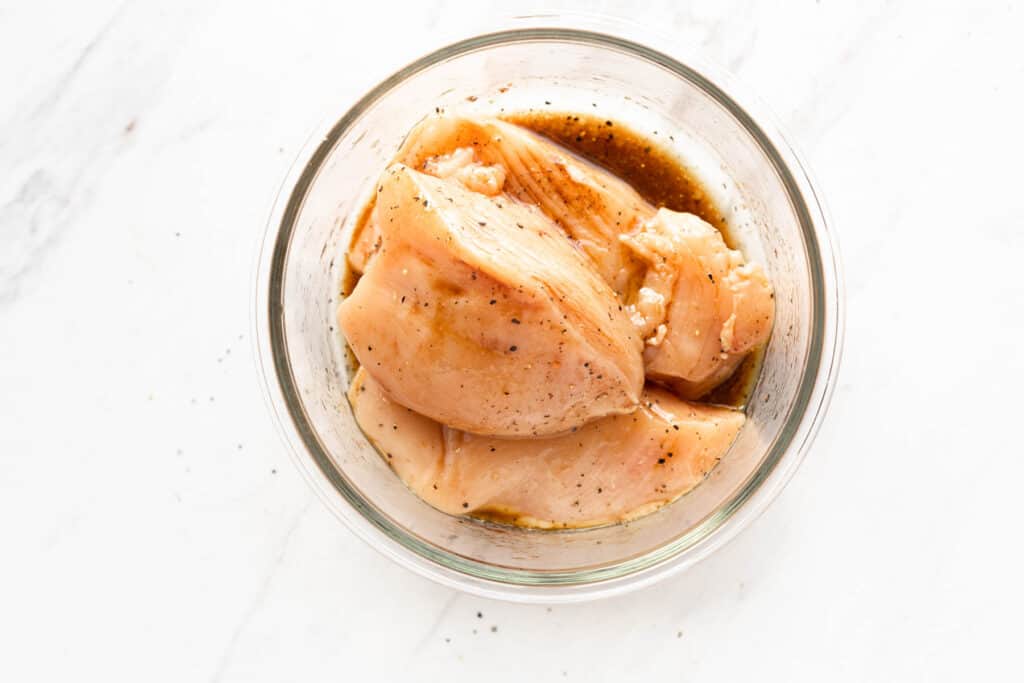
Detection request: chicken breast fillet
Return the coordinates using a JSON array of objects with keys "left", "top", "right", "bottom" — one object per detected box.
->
[
  {"left": 621, "top": 209, "right": 775, "bottom": 398},
  {"left": 348, "top": 367, "right": 745, "bottom": 529},
  {"left": 392, "top": 114, "right": 652, "bottom": 296},
  {"left": 338, "top": 163, "right": 644, "bottom": 437},
  {"left": 352, "top": 114, "right": 775, "bottom": 397}
]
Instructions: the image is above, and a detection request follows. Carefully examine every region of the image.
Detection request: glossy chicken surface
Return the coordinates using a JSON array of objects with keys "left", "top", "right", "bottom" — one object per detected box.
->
[
  {"left": 338, "top": 163, "right": 644, "bottom": 437},
  {"left": 338, "top": 113, "right": 775, "bottom": 528},
  {"left": 354, "top": 114, "right": 774, "bottom": 396},
  {"left": 622, "top": 209, "right": 775, "bottom": 398},
  {"left": 348, "top": 368, "right": 745, "bottom": 529},
  {"left": 391, "top": 114, "right": 651, "bottom": 296}
]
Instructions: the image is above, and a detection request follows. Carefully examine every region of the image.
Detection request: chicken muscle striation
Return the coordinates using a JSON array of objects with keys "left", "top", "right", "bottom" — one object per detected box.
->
[
  {"left": 351, "top": 114, "right": 774, "bottom": 397},
  {"left": 338, "top": 163, "right": 644, "bottom": 437},
  {"left": 348, "top": 367, "right": 745, "bottom": 529}
]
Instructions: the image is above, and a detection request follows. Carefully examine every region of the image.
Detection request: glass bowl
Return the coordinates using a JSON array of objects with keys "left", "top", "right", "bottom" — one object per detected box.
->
[{"left": 254, "top": 15, "right": 843, "bottom": 603}]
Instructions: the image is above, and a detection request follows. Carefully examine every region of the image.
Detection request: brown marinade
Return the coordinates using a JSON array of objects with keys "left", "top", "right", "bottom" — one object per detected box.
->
[
  {"left": 508, "top": 111, "right": 761, "bottom": 409},
  {"left": 503, "top": 111, "right": 734, "bottom": 246}
]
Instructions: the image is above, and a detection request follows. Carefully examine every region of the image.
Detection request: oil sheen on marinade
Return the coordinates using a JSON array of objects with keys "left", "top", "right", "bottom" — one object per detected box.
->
[{"left": 342, "top": 111, "right": 763, "bottom": 408}]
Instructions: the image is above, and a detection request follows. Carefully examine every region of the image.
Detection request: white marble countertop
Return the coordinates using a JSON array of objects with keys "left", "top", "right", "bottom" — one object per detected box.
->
[{"left": 2, "top": 1, "right": 1023, "bottom": 680}]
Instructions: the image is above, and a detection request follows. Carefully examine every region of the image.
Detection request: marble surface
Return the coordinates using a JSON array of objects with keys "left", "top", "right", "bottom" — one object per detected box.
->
[{"left": 2, "top": 1, "right": 1023, "bottom": 680}]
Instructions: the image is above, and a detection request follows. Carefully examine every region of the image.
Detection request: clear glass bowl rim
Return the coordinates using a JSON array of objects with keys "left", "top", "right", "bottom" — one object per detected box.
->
[{"left": 253, "top": 21, "right": 845, "bottom": 603}]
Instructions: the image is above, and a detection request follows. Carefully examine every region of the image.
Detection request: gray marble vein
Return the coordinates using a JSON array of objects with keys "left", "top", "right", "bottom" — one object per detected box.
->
[
  {"left": 405, "top": 590, "right": 460, "bottom": 660},
  {"left": 0, "top": 1, "right": 212, "bottom": 304},
  {"left": 28, "top": 0, "right": 131, "bottom": 120},
  {"left": 2, "top": 2, "right": 1023, "bottom": 682},
  {"left": 207, "top": 499, "right": 312, "bottom": 683}
]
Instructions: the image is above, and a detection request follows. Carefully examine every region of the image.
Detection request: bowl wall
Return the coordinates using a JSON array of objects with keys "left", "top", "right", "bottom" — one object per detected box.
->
[{"left": 256, "top": 26, "right": 842, "bottom": 601}]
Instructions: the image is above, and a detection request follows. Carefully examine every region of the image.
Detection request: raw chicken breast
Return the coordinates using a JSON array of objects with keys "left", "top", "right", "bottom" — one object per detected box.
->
[
  {"left": 337, "top": 163, "right": 644, "bottom": 437},
  {"left": 379, "top": 114, "right": 774, "bottom": 397},
  {"left": 348, "top": 368, "right": 745, "bottom": 529},
  {"left": 621, "top": 209, "right": 774, "bottom": 398},
  {"left": 393, "top": 114, "right": 653, "bottom": 295},
  {"left": 345, "top": 114, "right": 772, "bottom": 405}
]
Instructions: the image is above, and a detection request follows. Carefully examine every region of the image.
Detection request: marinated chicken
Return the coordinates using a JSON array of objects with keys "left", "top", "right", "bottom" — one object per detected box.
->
[
  {"left": 349, "top": 114, "right": 774, "bottom": 396},
  {"left": 348, "top": 368, "right": 744, "bottom": 529},
  {"left": 338, "top": 112, "right": 774, "bottom": 529},
  {"left": 621, "top": 209, "right": 775, "bottom": 398},
  {"left": 338, "top": 163, "right": 644, "bottom": 437},
  {"left": 393, "top": 115, "right": 651, "bottom": 295}
]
